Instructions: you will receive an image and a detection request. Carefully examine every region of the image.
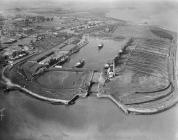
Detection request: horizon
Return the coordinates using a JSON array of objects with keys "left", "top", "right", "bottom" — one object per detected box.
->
[{"left": 0, "top": 0, "right": 178, "bottom": 9}]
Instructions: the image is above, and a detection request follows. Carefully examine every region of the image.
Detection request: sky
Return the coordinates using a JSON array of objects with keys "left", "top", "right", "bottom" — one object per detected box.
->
[
  {"left": 0, "top": 0, "right": 177, "bottom": 11},
  {"left": 0, "top": 0, "right": 178, "bottom": 7}
]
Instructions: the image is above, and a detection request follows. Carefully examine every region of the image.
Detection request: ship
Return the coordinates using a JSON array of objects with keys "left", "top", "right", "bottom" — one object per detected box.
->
[
  {"left": 59, "top": 55, "right": 69, "bottom": 65},
  {"left": 75, "top": 59, "right": 85, "bottom": 68},
  {"left": 98, "top": 43, "right": 104, "bottom": 49}
]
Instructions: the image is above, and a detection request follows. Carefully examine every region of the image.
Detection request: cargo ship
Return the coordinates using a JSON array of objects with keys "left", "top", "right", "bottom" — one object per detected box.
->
[
  {"left": 98, "top": 43, "right": 104, "bottom": 49},
  {"left": 75, "top": 59, "right": 85, "bottom": 68}
]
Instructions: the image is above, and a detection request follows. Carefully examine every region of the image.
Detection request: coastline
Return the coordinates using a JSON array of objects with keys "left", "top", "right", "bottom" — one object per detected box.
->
[{"left": 1, "top": 18, "right": 178, "bottom": 115}]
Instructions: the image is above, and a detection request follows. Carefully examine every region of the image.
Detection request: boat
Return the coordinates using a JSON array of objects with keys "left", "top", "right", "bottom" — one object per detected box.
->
[
  {"left": 104, "top": 63, "right": 109, "bottom": 69},
  {"left": 75, "top": 59, "right": 85, "bottom": 68},
  {"left": 59, "top": 55, "right": 69, "bottom": 65},
  {"left": 98, "top": 43, "right": 104, "bottom": 49}
]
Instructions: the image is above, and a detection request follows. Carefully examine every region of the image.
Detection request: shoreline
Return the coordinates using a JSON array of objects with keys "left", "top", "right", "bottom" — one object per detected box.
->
[{"left": 1, "top": 24, "right": 178, "bottom": 115}]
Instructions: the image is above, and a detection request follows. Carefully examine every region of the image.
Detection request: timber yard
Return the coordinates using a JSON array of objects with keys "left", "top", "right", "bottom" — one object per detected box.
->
[{"left": 0, "top": 7, "right": 178, "bottom": 115}]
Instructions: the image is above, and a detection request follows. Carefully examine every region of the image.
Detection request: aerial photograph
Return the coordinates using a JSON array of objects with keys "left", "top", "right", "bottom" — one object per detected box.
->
[{"left": 0, "top": 0, "right": 178, "bottom": 139}]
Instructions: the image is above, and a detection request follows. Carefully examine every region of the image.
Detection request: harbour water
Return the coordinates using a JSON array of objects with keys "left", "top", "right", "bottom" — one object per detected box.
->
[{"left": 64, "top": 36, "right": 124, "bottom": 70}]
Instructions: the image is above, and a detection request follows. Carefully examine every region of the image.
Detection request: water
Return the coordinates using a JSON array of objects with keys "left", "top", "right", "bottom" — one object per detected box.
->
[
  {"left": 64, "top": 37, "right": 124, "bottom": 70},
  {"left": 0, "top": 92, "right": 177, "bottom": 140}
]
